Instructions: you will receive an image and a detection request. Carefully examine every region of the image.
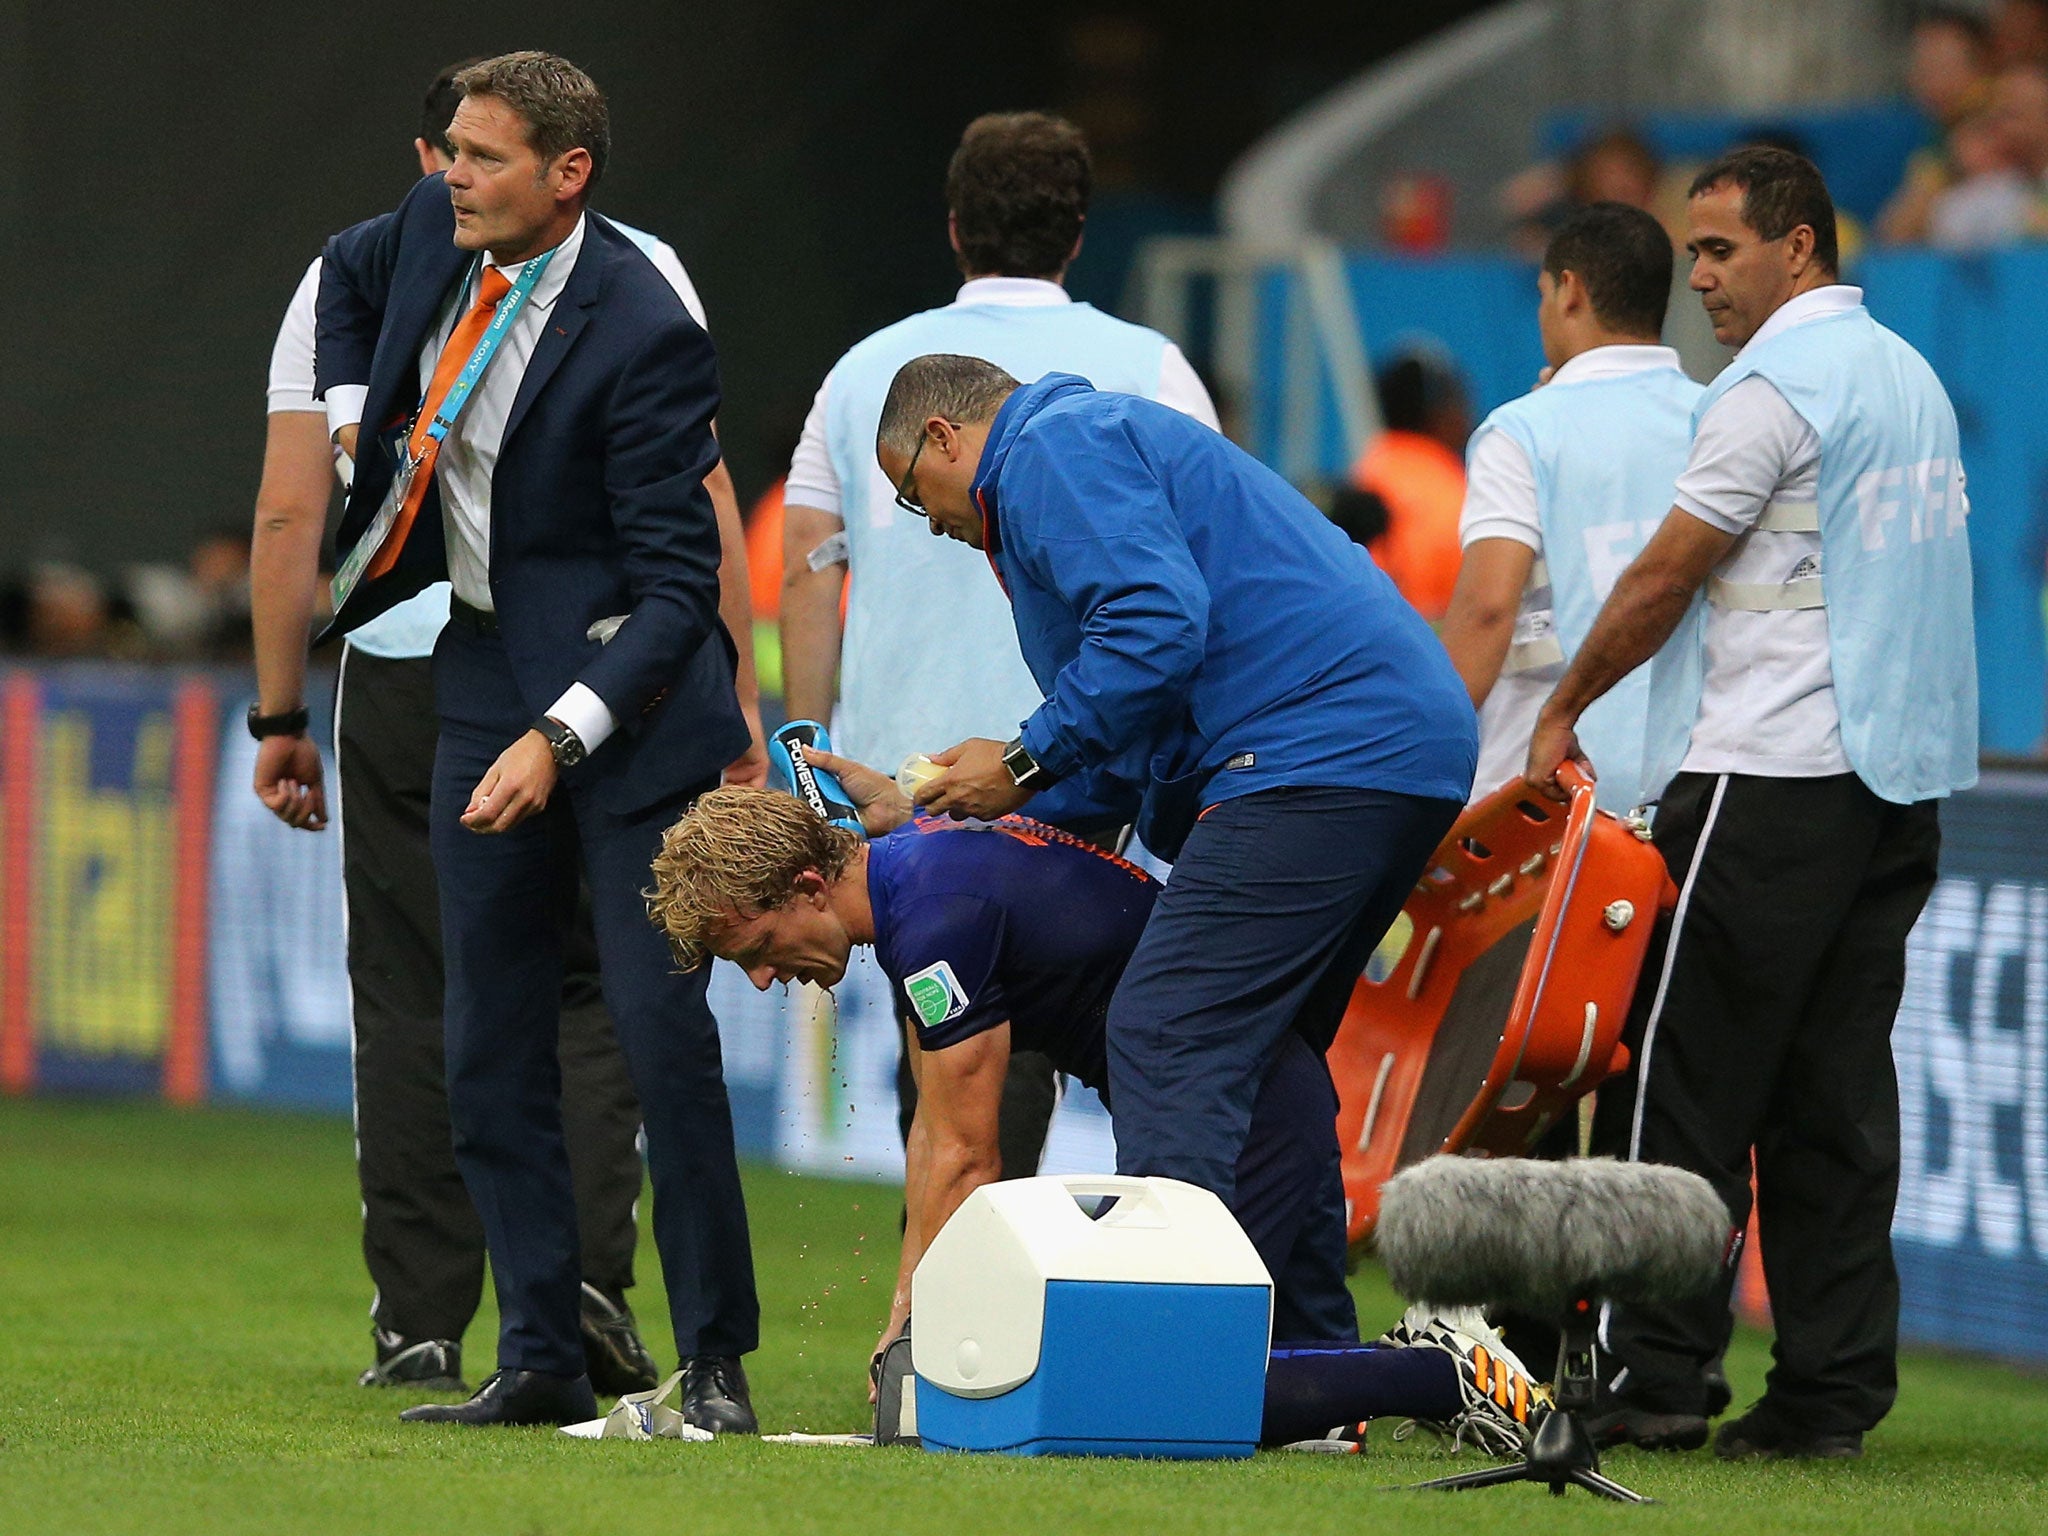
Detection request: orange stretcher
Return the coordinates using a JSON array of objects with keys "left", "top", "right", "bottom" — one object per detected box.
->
[{"left": 1331, "top": 765, "right": 1678, "bottom": 1245}]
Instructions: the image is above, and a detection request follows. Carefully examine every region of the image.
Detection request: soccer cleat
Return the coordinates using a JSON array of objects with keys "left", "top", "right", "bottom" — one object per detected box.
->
[
  {"left": 1385, "top": 1305, "right": 1550, "bottom": 1457},
  {"left": 579, "top": 1282, "right": 660, "bottom": 1397},
  {"left": 1714, "top": 1402, "right": 1863, "bottom": 1461},
  {"left": 358, "top": 1327, "right": 465, "bottom": 1393}
]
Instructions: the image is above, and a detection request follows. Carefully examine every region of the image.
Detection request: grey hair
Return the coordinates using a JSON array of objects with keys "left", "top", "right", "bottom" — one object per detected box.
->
[
  {"left": 1373, "top": 1156, "right": 1734, "bottom": 1315},
  {"left": 877, "top": 354, "right": 1020, "bottom": 459}
]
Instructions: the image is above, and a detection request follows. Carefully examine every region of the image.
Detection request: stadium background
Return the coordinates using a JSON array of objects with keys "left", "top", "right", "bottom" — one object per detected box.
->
[{"left": 5, "top": 0, "right": 2048, "bottom": 1421}]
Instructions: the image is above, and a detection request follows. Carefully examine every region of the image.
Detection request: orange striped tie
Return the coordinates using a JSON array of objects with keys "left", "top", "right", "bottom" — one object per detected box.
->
[{"left": 366, "top": 265, "right": 515, "bottom": 581}]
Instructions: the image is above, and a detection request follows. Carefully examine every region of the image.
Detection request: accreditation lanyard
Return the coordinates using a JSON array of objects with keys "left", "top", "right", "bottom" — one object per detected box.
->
[
  {"left": 330, "top": 249, "right": 554, "bottom": 613},
  {"left": 404, "top": 248, "right": 555, "bottom": 478}
]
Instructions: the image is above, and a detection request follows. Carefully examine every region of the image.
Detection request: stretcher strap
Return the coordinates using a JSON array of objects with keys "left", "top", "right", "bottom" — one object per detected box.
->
[
  {"left": 1503, "top": 633, "right": 1566, "bottom": 673},
  {"left": 1752, "top": 499, "right": 1820, "bottom": 533},
  {"left": 1707, "top": 574, "right": 1825, "bottom": 611}
]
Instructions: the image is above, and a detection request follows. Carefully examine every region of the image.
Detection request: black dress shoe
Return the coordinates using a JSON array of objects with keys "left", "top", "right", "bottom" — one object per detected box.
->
[
  {"left": 580, "top": 1283, "right": 660, "bottom": 1397},
  {"left": 679, "top": 1355, "right": 757, "bottom": 1435},
  {"left": 399, "top": 1368, "right": 598, "bottom": 1426},
  {"left": 1714, "top": 1402, "right": 1864, "bottom": 1461},
  {"left": 1582, "top": 1401, "right": 1709, "bottom": 1451}
]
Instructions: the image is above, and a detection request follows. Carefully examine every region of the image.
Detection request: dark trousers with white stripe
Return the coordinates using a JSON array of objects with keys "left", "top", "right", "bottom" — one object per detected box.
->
[
  {"left": 337, "top": 646, "right": 644, "bottom": 1347},
  {"left": 1592, "top": 771, "right": 1939, "bottom": 1433}
]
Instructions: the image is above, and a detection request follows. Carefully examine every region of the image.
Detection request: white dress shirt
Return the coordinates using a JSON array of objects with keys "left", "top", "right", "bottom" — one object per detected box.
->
[
  {"left": 783, "top": 276, "right": 1217, "bottom": 516},
  {"left": 1669, "top": 285, "right": 1866, "bottom": 779}
]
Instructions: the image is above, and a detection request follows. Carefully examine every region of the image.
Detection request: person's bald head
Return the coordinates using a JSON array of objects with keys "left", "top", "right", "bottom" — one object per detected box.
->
[{"left": 874, "top": 355, "right": 1020, "bottom": 549}]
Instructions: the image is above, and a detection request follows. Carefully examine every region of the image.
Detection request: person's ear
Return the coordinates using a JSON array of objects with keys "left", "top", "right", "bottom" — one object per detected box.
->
[
  {"left": 415, "top": 137, "right": 441, "bottom": 178},
  {"left": 554, "top": 147, "right": 593, "bottom": 201},
  {"left": 1785, "top": 222, "right": 1816, "bottom": 276},
  {"left": 793, "top": 869, "right": 830, "bottom": 906}
]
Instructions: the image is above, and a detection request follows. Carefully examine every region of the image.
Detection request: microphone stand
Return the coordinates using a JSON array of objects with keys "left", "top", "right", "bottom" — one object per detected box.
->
[{"left": 1396, "top": 1294, "right": 1653, "bottom": 1504}]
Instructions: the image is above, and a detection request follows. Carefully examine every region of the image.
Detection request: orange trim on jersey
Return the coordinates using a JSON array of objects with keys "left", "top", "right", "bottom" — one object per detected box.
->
[{"left": 907, "top": 812, "right": 1151, "bottom": 884}]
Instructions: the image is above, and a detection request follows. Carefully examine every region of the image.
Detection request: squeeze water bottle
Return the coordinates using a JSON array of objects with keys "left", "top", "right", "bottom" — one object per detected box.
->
[{"left": 768, "top": 721, "right": 866, "bottom": 836}]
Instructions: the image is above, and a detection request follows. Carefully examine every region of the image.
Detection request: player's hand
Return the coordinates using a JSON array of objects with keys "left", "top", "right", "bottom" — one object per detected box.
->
[
  {"left": 867, "top": 1328, "right": 892, "bottom": 1406},
  {"left": 1524, "top": 707, "right": 1594, "bottom": 803},
  {"left": 462, "top": 730, "right": 557, "bottom": 833},
  {"left": 868, "top": 1311, "right": 910, "bottom": 1406},
  {"left": 806, "top": 748, "right": 913, "bottom": 835},
  {"left": 914, "top": 738, "right": 1030, "bottom": 821},
  {"left": 253, "top": 733, "right": 328, "bottom": 831},
  {"left": 724, "top": 700, "right": 770, "bottom": 788},
  {"left": 335, "top": 423, "right": 360, "bottom": 459}
]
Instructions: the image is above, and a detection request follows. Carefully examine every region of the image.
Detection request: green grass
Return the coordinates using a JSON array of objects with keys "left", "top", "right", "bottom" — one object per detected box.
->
[{"left": 2, "top": 1099, "right": 2045, "bottom": 1535}]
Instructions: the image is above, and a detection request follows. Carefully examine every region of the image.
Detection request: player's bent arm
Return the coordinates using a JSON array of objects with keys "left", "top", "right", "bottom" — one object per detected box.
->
[
  {"left": 1438, "top": 538, "right": 1536, "bottom": 706},
  {"left": 780, "top": 501, "right": 846, "bottom": 727},
  {"left": 1527, "top": 507, "right": 1735, "bottom": 795},
  {"left": 888, "top": 1023, "right": 1009, "bottom": 1338},
  {"left": 248, "top": 411, "right": 336, "bottom": 831}
]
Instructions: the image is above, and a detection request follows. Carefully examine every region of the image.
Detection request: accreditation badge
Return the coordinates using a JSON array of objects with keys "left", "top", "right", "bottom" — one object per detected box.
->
[{"left": 329, "top": 431, "right": 423, "bottom": 612}]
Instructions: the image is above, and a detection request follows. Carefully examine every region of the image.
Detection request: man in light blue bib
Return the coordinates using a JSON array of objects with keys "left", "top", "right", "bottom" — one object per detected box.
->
[
  {"left": 1527, "top": 147, "right": 1974, "bottom": 1462},
  {"left": 1440, "top": 201, "right": 1702, "bottom": 816}
]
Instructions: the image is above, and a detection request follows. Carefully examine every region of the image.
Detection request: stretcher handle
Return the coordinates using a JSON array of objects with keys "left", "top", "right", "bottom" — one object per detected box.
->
[{"left": 1553, "top": 757, "right": 1597, "bottom": 802}]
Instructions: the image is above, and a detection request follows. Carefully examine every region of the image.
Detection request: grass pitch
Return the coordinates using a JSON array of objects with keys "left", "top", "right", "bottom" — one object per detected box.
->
[{"left": 2, "top": 1100, "right": 2045, "bottom": 1535}]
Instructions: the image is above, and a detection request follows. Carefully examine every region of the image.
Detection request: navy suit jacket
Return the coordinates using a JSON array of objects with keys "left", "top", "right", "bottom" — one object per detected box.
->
[{"left": 314, "top": 174, "right": 747, "bottom": 812}]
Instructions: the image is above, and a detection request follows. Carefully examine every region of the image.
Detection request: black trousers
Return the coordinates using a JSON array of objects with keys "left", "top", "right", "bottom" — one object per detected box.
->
[
  {"left": 1594, "top": 771, "right": 1939, "bottom": 1433},
  {"left": 430, "top": 622, "right": 757, "bottom": 1374},
  {"left": 335, "top": 645, "right": 643, "bottom": 1345}
]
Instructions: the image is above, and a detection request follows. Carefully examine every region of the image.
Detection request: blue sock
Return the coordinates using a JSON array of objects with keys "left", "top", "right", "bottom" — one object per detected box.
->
[{"left": 1261, "top": 1340, "right": 1462, "bottom": 1446}]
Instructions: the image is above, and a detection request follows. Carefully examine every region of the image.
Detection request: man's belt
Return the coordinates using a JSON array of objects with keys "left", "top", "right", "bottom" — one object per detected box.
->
[{"left": 449, "top": 596, "right": 500, "bottom": 634}]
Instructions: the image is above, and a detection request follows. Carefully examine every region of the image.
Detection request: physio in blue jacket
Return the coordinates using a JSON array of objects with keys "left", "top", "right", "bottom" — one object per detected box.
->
[{"left": 876, "top": 357, "right": 1477, "bottom": 1338}]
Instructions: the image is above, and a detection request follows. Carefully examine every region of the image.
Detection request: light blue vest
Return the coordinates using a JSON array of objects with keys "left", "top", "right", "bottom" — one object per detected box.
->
[
  {"left": 1647, "top": 306, "right": 1976, "bottom": 805},
  {"left": 823, "top": 300, "right": 1175, "bottom": 773},
  {"left": 1481, "top": 361, "right": 1703, "bottom": 813}
]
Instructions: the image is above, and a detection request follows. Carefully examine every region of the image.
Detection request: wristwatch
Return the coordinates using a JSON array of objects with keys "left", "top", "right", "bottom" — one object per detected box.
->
[
  {"left": 534, "top": 715, "right": 588, "bottom": 769},
  {"left": 246, "top": 702, "right": 310, "bottom": 740},
  {"left": 1001, "top": 736, "right": 1057, "bottom": 791}
]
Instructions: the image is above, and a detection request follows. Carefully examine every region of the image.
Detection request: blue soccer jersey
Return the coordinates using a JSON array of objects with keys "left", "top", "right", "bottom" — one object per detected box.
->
[{"left": 866, "top": 816, "right": 1158, "bottom": 1090}]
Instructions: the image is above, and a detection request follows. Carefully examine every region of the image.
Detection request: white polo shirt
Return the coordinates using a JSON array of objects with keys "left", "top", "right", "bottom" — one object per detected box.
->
[
  {"left": 1669, "top": 285, "right": 1863, "bottom": 779},
  {"left": 783, "top": 276, "right": 1215, "bottom": 514}
]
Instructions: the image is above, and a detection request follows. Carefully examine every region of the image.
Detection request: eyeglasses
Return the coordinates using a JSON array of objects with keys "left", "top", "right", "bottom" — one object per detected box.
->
[{"left": 893, "top": 422, "right": 958, "bottom": 515}]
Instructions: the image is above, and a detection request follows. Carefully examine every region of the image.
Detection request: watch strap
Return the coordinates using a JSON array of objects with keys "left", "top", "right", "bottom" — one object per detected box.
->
[{"left": 246, "top": 702, "right": 311, "bottom": 740}]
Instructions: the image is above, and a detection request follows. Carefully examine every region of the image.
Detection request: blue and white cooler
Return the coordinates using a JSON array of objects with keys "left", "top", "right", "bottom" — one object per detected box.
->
[{"left": 910, "top": 1175, "right": 1273, "bottom": 1458}]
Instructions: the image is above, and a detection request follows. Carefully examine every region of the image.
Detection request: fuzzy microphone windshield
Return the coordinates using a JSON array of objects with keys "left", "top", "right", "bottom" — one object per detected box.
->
[{"left": 1374, "top": 1156, "right": 1733, "bottom": 1316}]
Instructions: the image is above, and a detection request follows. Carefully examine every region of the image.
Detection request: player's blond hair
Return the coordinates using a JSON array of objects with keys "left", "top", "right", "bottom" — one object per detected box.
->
[{"left": 647, "top": 786, "right": 863, "bottom": 971}]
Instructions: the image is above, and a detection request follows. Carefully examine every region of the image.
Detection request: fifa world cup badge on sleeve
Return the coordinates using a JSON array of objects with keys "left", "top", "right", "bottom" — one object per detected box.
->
[{"left": 904, "top": 961, "right": 969, "bottom": 1028}]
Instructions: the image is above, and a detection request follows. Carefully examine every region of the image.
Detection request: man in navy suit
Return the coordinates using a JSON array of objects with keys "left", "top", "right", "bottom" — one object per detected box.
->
[{"left": 315, "top": 51, "right": 758, "bottom": 1430}]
